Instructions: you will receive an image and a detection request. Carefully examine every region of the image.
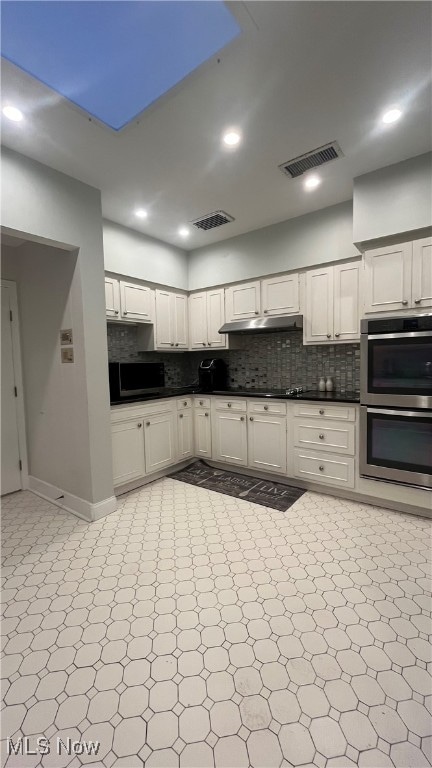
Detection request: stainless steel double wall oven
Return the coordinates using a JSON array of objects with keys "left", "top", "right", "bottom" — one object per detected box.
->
[{"left": 360, "top": 314, "right": 432, "bottom": 489}]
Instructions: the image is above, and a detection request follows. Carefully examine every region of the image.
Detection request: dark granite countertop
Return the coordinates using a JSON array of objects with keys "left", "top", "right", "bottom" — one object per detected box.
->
[{"left": 111, "top": 387, "right": 360, "bottom": 406}]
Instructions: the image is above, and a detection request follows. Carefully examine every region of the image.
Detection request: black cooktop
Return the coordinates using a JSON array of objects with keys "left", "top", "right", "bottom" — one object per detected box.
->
[{"left": 212, "top": 388, "right": 360, "bottom": 403}]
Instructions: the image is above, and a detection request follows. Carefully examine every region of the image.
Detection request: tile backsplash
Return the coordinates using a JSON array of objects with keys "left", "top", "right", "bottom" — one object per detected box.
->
[{"left": 107, "top": 324, "right": 360, "bottom": 392}]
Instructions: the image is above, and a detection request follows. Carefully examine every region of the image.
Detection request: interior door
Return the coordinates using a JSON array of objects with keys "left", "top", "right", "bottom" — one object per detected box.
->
[
  {"left": 1, "top": 286, "right": 22, "bottom": 495},
  {"left": 225, "top": 281, "right": 260, "bottom": 322},
  {"left": 364, "top": 242, "right": 412, "bottom": 313},
  {"left": 261, "top": 274, "right": 300, "bottom": 316},
  {"left": 333, "top": 262, "right": 360, "bottom": 342},
  {"left": 120, "top": 281, "right": 153, "bottom": 322},
  {"left": 207, "top": 288, "right": 227, "bottom": 348},
  {"left": 189, "top": 292, "right": 208, "bottom": 349},
  {"left": 412, "top": 237, "right": 432, "bottom": 309},
  {"left": 105, "top": 277, "right": 120, "bottom": 319}
]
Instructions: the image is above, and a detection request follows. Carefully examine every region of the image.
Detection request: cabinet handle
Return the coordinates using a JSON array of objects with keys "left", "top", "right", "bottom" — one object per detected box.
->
[
  {"left": 183, "top": 401, "right": 187, "bottom": 406},
  {"left": 335, "top": 333, "right": 340, "bottom": 338},
  {"left": 179, "top": 414, "right": 183, "bottom": 419},
  {"left": 263, "top": 310, "right": 268, "bottom": 314},
  {"left": 115, "top": 310, "right": 119, "bottom": 315},
  {"left": 208, "top": 342, "right": 212, "bottom": 346},
  {"left": 264, "top": 405, "right": 269, "bottom": 411},
  {"left": 199, "top": 400, "right": 204, "bottom": 406},
  {"left": 319, "top": 465, "right": 324, "bottom": 471},
  {"left": 319, "top": 409, "right": 324, "bottom": 415},
  {"left": 123, "top": 311, "right": 128, "bottom": 316},
  {"left": 402, "top": 300, "right": 408, "bottom": 306},
  {"left": 326, "top": 333, "right": 331, "bottom": 339},
  {"left": 137, "top": 423, "right": 142, "bottom": 428},
  {"left": 202, "top": 342, "right": 206, "bottom": 345},
  {"left": 414, "top": 298, "right": 421, "bottom": 304},
  {"left": 170, "top": 343, "right": 174, "bottom": 347},
  {"left": 146, "top": 421, "right": 150, "bottom": 426},
  {"left": 205, "top": 413, "right": 209, "bottom": 417},
  {"left": 319, "top": 434, "right": 324, "bottom": 440},
  {"left": 254, "top": 311, "right": 259, "bottom": 315},
  {"left": 175, "top": 343, "right": 179, "bottom": 347},
  {"left": 249, "top": 416, "right": 254, "bottom": 421},
  {"left": 240, "top": 416, "right": 245, "bottom": 421},
  {"left": 227, "top": 403, "right": 232, "bottom": 408}
]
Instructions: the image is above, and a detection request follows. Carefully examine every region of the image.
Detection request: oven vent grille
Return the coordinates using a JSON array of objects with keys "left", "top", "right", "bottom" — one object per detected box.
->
[
  {"left": 191, "top": 210, "right": 235, "bottom": 231},
  {"left": 279, "top": 141, "right": 343, "bottom": 178}
]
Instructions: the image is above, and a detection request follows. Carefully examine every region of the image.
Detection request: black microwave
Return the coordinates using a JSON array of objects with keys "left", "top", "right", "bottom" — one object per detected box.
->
[{"left": 109, "top": 362, "right": 165, "bottom": 402}]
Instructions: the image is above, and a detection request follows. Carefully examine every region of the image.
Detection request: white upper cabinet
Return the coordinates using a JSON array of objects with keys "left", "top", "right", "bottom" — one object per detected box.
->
[
  {"left": 363, "top": 242, "right": 412, "bottom": 314},
  {"left": 304, "top": 267, "right": 334, "bottom": 343},
  {"left": 189, "top": 288, "right": 227, "bottom": 349},
  {"left": 105, "top": 277, "right": 121, "bottom": 319},
  {"left": 304, "top": 261, "right": 361, "bottom": 344},
  {"left": 412, "top": 237, "right": 432, "bottom": 309},
  {"left": 119, "top": 280, "right": 154, "bottom": 323},
  {"left": 333, "top": 262, "right": 361, "bottom": 341},
  {"left": 155, "top": 290, "right": 188, "bottom": 350},
  {"left": 225, "top": 281, "right": 260, "bottom": 322},
  {"left": 261, "top": 274, "right": 300, "bottom": 316}
]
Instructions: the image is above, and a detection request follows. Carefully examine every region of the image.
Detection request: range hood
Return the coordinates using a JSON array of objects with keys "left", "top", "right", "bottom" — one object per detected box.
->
[{"left": 219, "top": 315, "right": 303, "bottom": 335}]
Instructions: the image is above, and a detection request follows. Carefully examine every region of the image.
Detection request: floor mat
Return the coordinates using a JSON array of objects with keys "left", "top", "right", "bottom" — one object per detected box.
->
[{"left": 169, "top": 460, "right": 305, "bottom": 511}]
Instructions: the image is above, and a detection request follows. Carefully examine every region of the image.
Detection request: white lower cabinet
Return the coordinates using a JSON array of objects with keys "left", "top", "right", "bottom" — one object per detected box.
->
[
  {"left": 293, "top": 450, "right": 355, "bottom": 488},
  {"left": 194, "top": 408, "right": 212, "bottom": 458},
  {"left": 144, "top": 411, "right": 176, "bottom": 474},
  {"left": 248, "top": 413, "right": 287, "bottom": 474},
  {"left": 293, "top": 419, "right": 355, "bottom": 455},
  {"left": 111, "top": 418, "right": 145, "bottom": 486},
  {"left": 177, "top": 409, "right": 193, "bottom": 460},
  {"left": 212, "top": 410, "right": 247, "bottom": 466}
]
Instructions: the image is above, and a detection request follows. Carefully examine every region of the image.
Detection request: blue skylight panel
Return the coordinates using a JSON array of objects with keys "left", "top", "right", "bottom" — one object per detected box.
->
[{"left": 1, "top": 1, "right": 241, "bottom": 130}]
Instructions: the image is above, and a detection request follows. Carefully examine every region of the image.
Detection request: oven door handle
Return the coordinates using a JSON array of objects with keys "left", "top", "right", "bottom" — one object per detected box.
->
[
  {"left": 367, "top": 331, "right": 432, "bottom": 340},
  {"left": 365, "top": 407, "right": 431, "bottom": 417}
]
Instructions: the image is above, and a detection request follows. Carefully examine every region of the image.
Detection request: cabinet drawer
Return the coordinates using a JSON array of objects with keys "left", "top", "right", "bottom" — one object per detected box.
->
[
  {"left": 140, "top": 399, "right": 175, "bottom": 417},
  {"left": 213, "top": 398, "right": 247, "bottom": 412},
  {"left": 293, "top": 420, "right": 355, "bottom": 455},
  {"left": 248, "top": 400, "right": 287, "bottom": 415},
  {"left": 177, "top": 397, "right": 192, "bottom": 410},
  {"left": 195, "top": 397, "right": 211, "bottom": 409},
  {"left": 293, "top": 403, "right": 356, "bottom": 422},
  {"left": 293, "top": 450, "right": 355, "bottom": 489}
]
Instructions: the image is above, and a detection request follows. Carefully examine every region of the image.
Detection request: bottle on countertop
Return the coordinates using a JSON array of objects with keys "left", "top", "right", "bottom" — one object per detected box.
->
[
  {"left": 318, "top": 377, "right": 326, "bottom": 392},
  {"left": 325, "top": 376, "right": 334, "bottom": 392}
]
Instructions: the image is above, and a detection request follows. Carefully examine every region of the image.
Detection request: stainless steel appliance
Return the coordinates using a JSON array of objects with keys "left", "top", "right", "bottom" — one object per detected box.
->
[
  {"left": 360, "top": 314, "right": 432, "bottom": 409},
  {"left": 360, "top": 314, "right": 432, "bottom": 489},
  {"left": 219, "top": 315, "right": 303, "bottom": 335},
  {"left": 198, "top": 358, "right": 227, "bottom": 392},
  {"left": 109, "top": 361, "right": 165, "bottom": 402}
]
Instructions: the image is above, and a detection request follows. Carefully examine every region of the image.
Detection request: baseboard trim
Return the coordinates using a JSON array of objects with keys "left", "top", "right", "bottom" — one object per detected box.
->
[
  {"left": 28, "top": 476, "right": 117, "bottom": 522},
  {"left": 114, "top": 459, "right": 195, "bottom": 497}
]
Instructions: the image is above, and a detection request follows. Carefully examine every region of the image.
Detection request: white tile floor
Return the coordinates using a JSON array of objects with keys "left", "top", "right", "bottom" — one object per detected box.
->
[{"left": 1, "top": 480, "right": 431, "bottom": 768}]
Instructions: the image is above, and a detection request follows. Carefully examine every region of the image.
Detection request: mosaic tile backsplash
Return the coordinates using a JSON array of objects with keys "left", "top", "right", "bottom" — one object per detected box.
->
[{"left": 107, "top": 324, "right": 360, "bottom": 392}]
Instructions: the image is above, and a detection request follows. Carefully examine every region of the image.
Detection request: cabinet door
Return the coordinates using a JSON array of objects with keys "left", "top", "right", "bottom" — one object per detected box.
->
[
  {"left": 364, "top": 242, "right": 412, "bottom": 313},
  {"left": 189, "top": 292, "right": 208, "bottom": 349},
  {"left": 155, "top": 290, "right": 173, "bottom": 348},
  {"left": 412, "top": 237, "right": 432, "bottom": 309},
  {"left": 225, "top": 281, "right": 260, "bottom": 322},
  {"left": 248, "top": 414, "right": 287, "bottom": 474},
  {"left": 333, "top": 262, "right": 360, "bottom": 342},
  {"left": 261, "top": 274, "right": 300, "bottom": 316},
  {"left": 144, "top": 412, "right": 176, "bottom": 473},
  {"left": 194, "top": 409, "right": 212, "bottom": 458},
  {"left": 111, "top": 419, "right": 145, "bottom": 486},
  {"left": 177, "top": 410, "right": 193, "bottom": 460},
  {"left": 212, "top": 411, "right": 247, "bottom": 466},
  {"left": 120, "top": 281, "right": 153, "bottom": 323},
  {"left": 173, "top": 294, "right": 188, "bottom": 349},
  {"left": 105, "top": 277, "right": 121, "bottom": 319},
  {"left": 207, "top": 288, "right": 227, "bottom": 348},
  {"left": 304, "top": 267, "right": 334, "bottom": 343}
]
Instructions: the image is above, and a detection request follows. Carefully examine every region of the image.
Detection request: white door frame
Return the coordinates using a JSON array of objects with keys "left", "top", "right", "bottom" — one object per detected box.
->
[{"left": 1, "top": 279, "right": 29, "bottom": 490}]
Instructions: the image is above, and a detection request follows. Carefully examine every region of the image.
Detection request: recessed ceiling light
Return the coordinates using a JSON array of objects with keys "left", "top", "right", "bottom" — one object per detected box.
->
[
  {"left": 2, "top": 105, "right": 23, "bottom": 122},
  {"left": 223, "top": 129, "right": 242, "bottom": 147},
  {"left": 178, "top": 227, "right": 190, "bottom": 238},
  {"left": 304, "top": 174, "right": 321, "bottom": 190},
  {"left": 134, "top": 208, "right": 147, "bottom": 219},
  {"left": 382, "top": 107, "right": 402, "bottom": 124}
]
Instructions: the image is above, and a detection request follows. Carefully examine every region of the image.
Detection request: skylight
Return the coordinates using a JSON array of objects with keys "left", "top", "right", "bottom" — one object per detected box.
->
[{"left": 1, "top": 1, "right": 241, "bottom": 131}]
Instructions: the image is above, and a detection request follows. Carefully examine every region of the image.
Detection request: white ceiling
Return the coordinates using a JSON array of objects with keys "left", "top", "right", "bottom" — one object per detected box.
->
[{"left": 1, "top": 2, "right": 431, "bottom": 250}]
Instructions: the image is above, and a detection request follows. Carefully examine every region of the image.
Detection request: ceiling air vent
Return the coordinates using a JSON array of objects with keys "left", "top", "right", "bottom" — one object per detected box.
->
[
  {"left": 279, "top": 141, "right": 343, "bottom": 179},
  {"left": 191, "top": 210, "right": 235, "bottom": 231}
]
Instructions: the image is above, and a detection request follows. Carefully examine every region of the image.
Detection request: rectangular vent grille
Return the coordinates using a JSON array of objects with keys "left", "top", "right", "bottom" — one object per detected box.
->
[
  {"left": 279, "top": 142, "right": 343, "bottom": 178},
  {"left": 191, "top": 210, "right": 234, "bottom": 231}
]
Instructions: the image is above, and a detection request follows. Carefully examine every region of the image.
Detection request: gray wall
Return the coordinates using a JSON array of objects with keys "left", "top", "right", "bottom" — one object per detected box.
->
[
  {"left": 188, "top": 200, "right": 358, "bottom": 290},
  {"left": 353, "top": 152, "right": 432, "bottom": 244},
  {"left": 1, "top": 147, "right": 113, "bottom": 506},
  {"left": 103, "top": 219, "right": 189, "bottom": 290}
]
